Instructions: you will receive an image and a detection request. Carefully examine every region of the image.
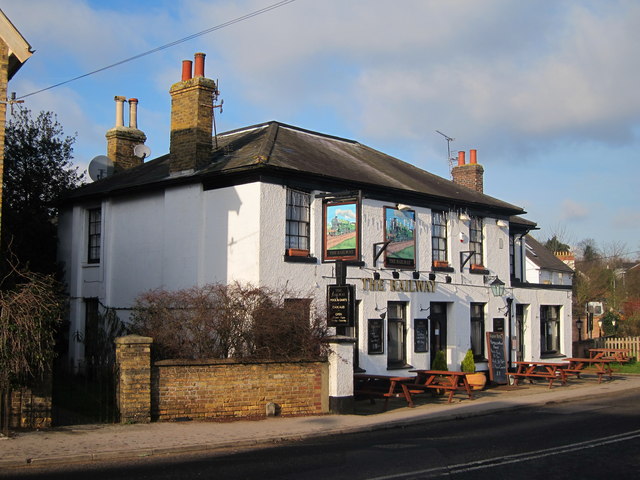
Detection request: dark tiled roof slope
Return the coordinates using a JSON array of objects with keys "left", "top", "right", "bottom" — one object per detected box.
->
[
  {"left": 63, "top": 121, "right": 525, "bottom": 216},
  {"left": 526, "top": 235, "right": 574, "bottom": 273}
]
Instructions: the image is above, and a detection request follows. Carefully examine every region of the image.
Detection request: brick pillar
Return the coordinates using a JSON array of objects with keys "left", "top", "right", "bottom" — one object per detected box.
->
[
  {"left": 169, "top": 53, "right": 217, "bottom": 174},
  {"left": 324, "top": 335, "right": 356, "bottom": 414},
  {"left": 452, "top": 150, "right": 484, "bottom": 193},
  {"left": 115, "top": 335, "right": 153, "bottom": 423}
]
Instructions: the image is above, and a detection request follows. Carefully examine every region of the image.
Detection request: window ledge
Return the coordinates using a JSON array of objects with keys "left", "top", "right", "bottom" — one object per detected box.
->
[
  {"left": 432, "top": 266, "right": 455, "bottom": 273},
  {"left": 387, "top": 364, "right": 413, "bottom": 371},
  {"left": 284, "top": 255, "right": 318, "bottom": 264},
  {"left": 469, "top": 267, "right": 490, "bottom": 275},
  {"left": 540, "top": 353, "right": 566, "bottom": 359}
]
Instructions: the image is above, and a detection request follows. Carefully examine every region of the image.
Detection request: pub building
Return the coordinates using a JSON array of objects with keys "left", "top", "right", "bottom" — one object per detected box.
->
[{"left": 58, "top": 53, "right": 573, "bottom": 384}]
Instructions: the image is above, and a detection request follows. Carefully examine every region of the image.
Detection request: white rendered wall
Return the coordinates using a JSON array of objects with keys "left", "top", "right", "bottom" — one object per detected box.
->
[{"left": 59, "top": 180, "right": 572, "bottom": 371}]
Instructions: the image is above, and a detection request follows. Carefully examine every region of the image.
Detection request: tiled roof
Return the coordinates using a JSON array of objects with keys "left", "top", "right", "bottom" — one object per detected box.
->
[
  {"left": 526, "top": 235, "right": 574, "bottom": 273},
  {"left": 63, "top": 121, "right": 526, "bottom": 216}
]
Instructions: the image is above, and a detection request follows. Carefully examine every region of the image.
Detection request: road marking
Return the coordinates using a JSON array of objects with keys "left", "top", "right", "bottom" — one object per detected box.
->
[{"left": 366, "top": 429, "right": 640, "bottom": 479}]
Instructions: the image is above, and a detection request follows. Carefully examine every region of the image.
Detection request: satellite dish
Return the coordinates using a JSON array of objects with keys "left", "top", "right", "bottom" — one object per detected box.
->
[
  {"left": 133, "top": 144, "right": 151, "bottom": 159},
  {"left": 88, "top": 155, "right": 114, "bottom": 181}
]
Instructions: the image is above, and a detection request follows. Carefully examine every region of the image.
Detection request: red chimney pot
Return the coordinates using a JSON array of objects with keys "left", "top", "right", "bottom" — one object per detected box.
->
[
  {"left": 470, "top": 149, "right": 477, "bottom": 164},
  {"left": 457, "top": 151, "right": 465, "bottom": 166},
  {"left": 181, "top": 60, "right": 193, "bottom": 81},
  {"left": 194, "top": 52, "right": 205, "bottom": 77}
]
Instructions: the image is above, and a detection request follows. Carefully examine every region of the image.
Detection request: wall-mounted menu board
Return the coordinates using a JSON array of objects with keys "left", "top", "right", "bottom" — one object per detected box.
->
[
  {"left": 414, "top": 318, "right": 428, "bottom": 353},
  {"left": 486, "top": 332, "right": 508, "bottom": 384},
  {"left": 368, "top": 318, "right": 384, "bottom": 354}
]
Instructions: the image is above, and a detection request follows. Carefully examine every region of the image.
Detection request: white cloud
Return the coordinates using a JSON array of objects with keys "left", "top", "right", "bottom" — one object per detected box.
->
[{"left": 561, "top": 199, "right": 589, "bottom": 222}]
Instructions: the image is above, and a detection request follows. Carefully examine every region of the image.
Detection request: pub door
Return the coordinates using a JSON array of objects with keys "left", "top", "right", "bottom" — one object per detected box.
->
[
  {"left": 515, "top": 304, "right": 525, "bottom": 362},
  {"left": 429, "top": 302, "right": 448, "bottom": 365}
]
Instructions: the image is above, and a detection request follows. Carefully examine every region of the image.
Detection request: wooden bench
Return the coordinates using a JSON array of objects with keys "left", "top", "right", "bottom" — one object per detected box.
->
[
  {"left": 565, "top": 358, "right": 615, "bottom": 383},
  {"left": 507, "top": 361, "right": 567, "bottom": 388},
  {"left": 588, "top": 348, "right": 631, "bottom": 363},
  {"left": 406, "top": 370, "right": 474, "bottom": 403},
  {"left": 354, "top": 374, "right": 419, "bottom": 411}
]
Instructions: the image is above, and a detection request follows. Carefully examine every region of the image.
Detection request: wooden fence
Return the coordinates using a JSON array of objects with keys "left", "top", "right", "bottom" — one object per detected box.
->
[{"left": 595, "top": 336, "right": 640, "bottom": 360}]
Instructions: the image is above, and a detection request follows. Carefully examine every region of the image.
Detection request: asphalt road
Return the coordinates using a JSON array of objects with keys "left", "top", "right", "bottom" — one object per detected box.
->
[{"left": 5, "top": 389, "right": 640, "bottom": 479}]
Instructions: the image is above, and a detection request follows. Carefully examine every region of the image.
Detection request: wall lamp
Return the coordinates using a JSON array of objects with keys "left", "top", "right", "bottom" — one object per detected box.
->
[
  {"left": 428, "top": 273, "right": 436, "bottom": 281},
  {"left": 459, "top": 213, "right": 471, "bottom": 221},
  {"left": 373, "top": 271, "right": 381, "bottom": 280},
  {"left": 413, "top": 271, "right": 420, "bottom": 279},
  {"left": 484, "top": 275, "right": 505, "bottom": 297},
  {"left": 396, "top": 203, "right": 411, "bottom": 211},
  {"left": 496, "top": 219, "right": 509, "bottom": 228},
  {"left": 392, "top": 271, "right": 400, "bottom": 279}
]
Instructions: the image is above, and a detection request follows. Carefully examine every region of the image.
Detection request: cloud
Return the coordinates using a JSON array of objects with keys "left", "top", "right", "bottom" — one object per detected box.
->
[
  {"left": 561, "top": 199, "right": 589, "bottom": 222},
  {"left": 171, "top": 0, "right": 640, "bottom": 158},
  {"left": 611, "top": 210, "right": 640, "bottom": 230}
]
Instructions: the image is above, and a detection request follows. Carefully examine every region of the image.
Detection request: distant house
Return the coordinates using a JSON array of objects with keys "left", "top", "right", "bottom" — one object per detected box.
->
[
  {"left": 58, "top": 53, "right": 573, "bottom": 380},
  {"left": 524, "top": 236, "right": 574, "bottom": 287}
]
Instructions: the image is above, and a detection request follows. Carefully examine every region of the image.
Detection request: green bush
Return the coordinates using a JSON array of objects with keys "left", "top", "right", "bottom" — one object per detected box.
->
[
  {"left": 432, "top": 350, "right": 447, "bottom": 371},
  {"left": 461, "top": 349, "right": 476, "bottom": 373}
]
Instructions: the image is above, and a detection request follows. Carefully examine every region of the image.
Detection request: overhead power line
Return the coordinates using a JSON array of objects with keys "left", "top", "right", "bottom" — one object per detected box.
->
[{"left": 16, "top": 0, "right": 298, "bottom": 100}]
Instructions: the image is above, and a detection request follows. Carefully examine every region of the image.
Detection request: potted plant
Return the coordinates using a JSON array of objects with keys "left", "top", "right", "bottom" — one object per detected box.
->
[
  {"left": 461, "top": 349, "right": 486, "bottom": 391},
  {"left": 432, "top": 350, "right": 447, "bottom": 371},
  {"left": 431, "top": 350, "right": 448, "bottom": 395}
]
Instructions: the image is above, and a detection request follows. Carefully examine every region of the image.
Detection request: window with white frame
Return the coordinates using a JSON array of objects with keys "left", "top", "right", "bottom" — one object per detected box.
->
[
  {"left": 285, "top": 189, "right": 311, "bottom": 253},
  {"left": 541, "top": 305, "right": 561, "bottom": 355},
  {"left": 470, "top": 303, "right": 485, "bottom": 360},
  {"left": 387, "top": 301, "right": 407, "bottom": 368},
  {"left": 469, "top": 216, "right": 484, "bottom": 267},
  {"left": 431, "top": 210, "right": 448, "bottom": 265},
  {"left": 87, "top": 208, "right": 101, "bottom": 264}
]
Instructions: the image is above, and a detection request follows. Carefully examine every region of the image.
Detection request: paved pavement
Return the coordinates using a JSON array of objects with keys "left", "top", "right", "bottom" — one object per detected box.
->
[{"left": 1, "top": 374, "right": 639, "bottom": 470}]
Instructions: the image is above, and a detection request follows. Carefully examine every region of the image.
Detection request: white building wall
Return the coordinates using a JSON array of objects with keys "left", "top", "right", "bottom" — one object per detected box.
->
[{"left": 59, "top": 181, "right": 572, "bottom": 371}]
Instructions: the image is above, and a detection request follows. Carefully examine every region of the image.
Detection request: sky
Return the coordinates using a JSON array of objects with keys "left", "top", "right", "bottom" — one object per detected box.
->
[{"left": 3, "top": 0, "right": 639, "bottom": 258}]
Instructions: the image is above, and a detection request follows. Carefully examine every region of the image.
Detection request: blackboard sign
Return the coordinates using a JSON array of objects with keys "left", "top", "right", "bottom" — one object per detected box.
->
[
  {"left": 327, "top": 284, "right": 355, "bottom": 327},
  {"left": 414, "top": 318, "right": 428, "bottom": 353},
  {"left": 368, "top": 318, "right": 384, "bottom": 354},
  {"left": 486, "top": 332, "right": 508, "bottom": 384}
]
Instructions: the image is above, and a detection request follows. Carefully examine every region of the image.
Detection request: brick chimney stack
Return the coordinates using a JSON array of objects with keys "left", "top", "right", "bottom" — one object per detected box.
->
[
  {"left": 452, "top": 149, "right": 484, "bottom": 193},
  {"left": 106, "top": 96, "right": 147, "bottom": 172},
  {"left": 169, "top": 52, "right": 218, "bottom": 174}
]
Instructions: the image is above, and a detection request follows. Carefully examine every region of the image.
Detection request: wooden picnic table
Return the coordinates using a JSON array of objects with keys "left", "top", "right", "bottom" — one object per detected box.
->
[
  {"left": 588, "top": 348, "right": 631, "bottom": 363},
  {"left": 353, "top": 374, "right": 419, "bottom": 411},
  {"left": 565, "top": 357, "right": 615, "bottom": 383},
  {"left": 405, "top": 370, "right": 474, "bottom": 403},
  {"left": 507, "top": 361, "right": 568, "bottom": 388}
]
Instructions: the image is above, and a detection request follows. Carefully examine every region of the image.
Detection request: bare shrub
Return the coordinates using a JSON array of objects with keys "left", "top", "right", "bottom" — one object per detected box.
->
[
  {"left": 0, "top": 269, "right": 64, "bottom": 390},
  {"left": 129, "top": 282, "right": 328, "bottom": 361},
  {"left": 0, "top": 268, "right": 64, "bottom": 435}
]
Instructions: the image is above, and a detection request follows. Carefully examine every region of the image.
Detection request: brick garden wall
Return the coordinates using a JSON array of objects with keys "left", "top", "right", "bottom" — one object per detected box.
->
[
  {"left": 116, "top": 336, "right": 329, "bottom": 423},
  {"left": 8, "top": 377, "right": 53, "bottom": 429},
  {"left": 152, "top": 359, "right": 328, "bottom": 421}
]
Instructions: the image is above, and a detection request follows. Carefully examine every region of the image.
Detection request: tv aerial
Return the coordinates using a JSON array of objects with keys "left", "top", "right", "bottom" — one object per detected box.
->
[
  {"left": 88, "top": 155, "right": 114, "bottom": 181},
  {"left": 133, "top": 144, "right": 151, "bottom": 159},
  {"left": 435, "top": 130, "right": 455, "bottom": 177}
]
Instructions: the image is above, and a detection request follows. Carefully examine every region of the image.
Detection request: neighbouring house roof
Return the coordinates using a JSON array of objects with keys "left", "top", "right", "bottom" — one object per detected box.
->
[
  {"left": 0, "top": 9, "right": 33, "bottom": 80},
  {"left": 525, "top": 235, "right": 574, "bottom": 274},
  {"left": 63, "top": 121, "right": 527, "bottom": 218}
]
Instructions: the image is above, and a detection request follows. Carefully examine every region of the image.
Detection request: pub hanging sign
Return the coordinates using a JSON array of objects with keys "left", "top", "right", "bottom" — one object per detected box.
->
[{"left": 327, "top": 284, "right": 355, "bottom": 327}]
